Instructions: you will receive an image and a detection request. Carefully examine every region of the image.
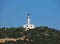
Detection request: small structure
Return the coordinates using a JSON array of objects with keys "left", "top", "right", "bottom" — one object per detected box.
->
[{"left": 23, "top": 13, "right": 35, "bottom": 30}]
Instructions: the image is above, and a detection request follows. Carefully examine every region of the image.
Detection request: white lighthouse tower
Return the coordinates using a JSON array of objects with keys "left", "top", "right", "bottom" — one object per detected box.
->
[{"left": 23, "top": 13, "right": 35, "bottom": 30}]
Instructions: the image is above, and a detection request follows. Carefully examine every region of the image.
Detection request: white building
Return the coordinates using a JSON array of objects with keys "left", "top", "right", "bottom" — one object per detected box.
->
[{"left": 23, "top": 13, "right": 35, "bottom": 30}]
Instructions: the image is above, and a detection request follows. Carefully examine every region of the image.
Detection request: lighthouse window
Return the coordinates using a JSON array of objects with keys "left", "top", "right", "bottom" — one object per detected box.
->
[
  {"left": 31, "top": 26, "right": 32, "bottom": 27},
  {"left": 27, "top": 25, "right": 28, "bottom": 27}
]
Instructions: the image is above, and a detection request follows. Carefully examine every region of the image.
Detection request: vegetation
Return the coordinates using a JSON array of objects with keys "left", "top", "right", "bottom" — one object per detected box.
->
[{"left": 0, "top": 26, "right": 60, "bottom": 44}]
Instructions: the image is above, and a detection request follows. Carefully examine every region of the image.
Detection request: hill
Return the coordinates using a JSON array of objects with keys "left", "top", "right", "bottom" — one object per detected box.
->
[{"left": 0, "top": 26, "right": 60, "bottom": 44}]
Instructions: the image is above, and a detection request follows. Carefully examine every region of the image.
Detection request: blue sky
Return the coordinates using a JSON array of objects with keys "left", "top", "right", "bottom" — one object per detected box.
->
[{"left": 0, "top": 0, "right": 60, "bottom": 30}]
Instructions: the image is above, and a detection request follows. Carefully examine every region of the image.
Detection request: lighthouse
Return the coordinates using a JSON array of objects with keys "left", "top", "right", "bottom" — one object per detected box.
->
[{"left": 23, "top": 13, "right": 35, "bottom": 30}]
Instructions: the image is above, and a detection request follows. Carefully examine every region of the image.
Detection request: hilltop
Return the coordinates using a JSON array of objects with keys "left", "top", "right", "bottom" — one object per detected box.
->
[{"left": 0, "top": 26, "right": 60, "bottom": 44}]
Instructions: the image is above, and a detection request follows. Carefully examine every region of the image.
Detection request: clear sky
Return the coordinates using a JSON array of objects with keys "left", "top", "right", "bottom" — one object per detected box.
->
[{"left": 0, "top": 0, "right": 60, "bottom": 30}]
